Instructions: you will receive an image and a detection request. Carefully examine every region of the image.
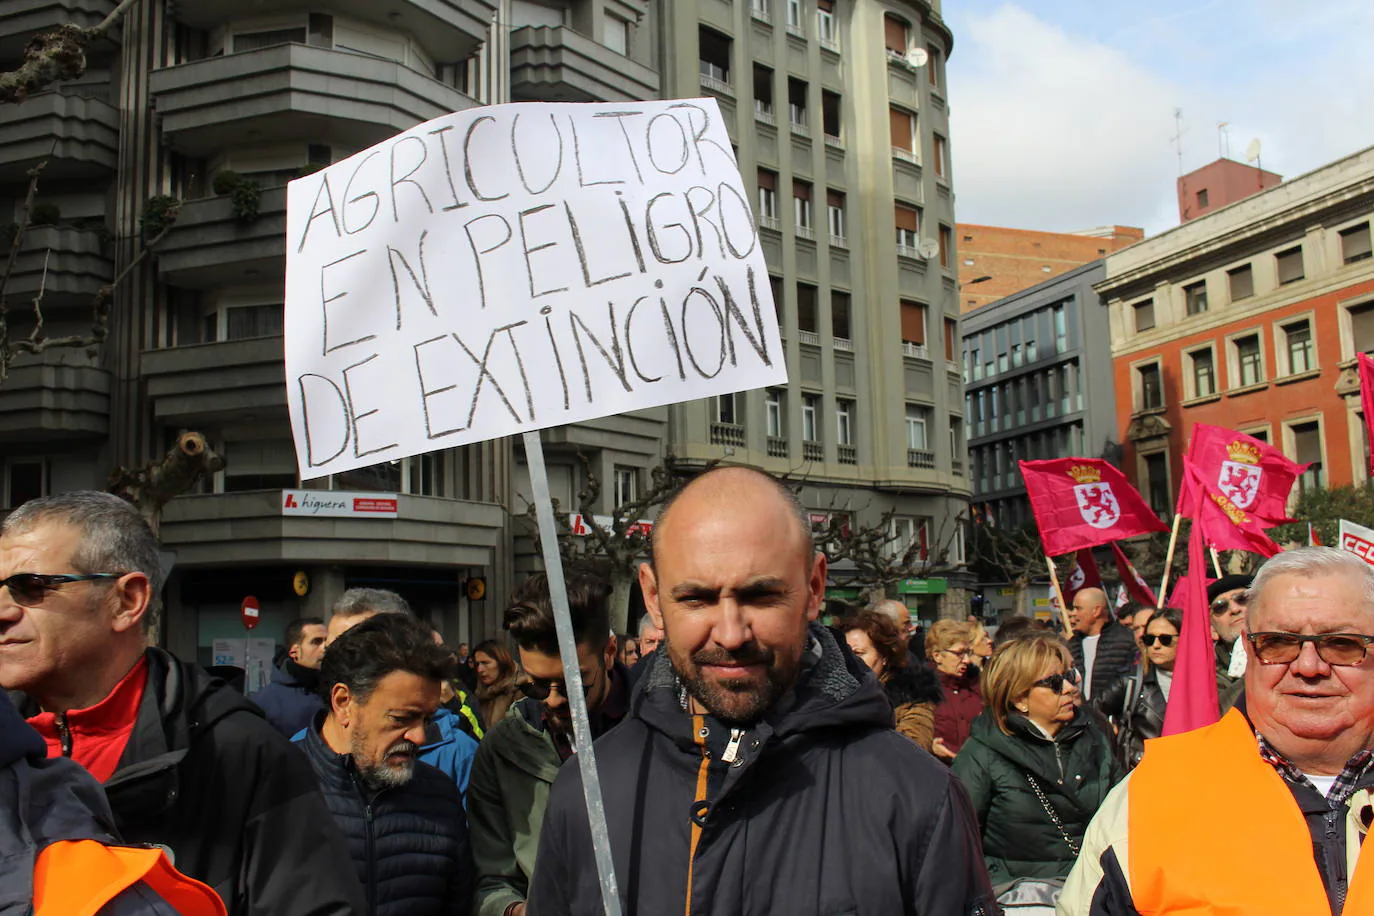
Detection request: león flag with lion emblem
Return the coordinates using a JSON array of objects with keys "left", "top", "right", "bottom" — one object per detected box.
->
[{"left": 1020, "top": 458, "right": 1169, "bottom": 557}]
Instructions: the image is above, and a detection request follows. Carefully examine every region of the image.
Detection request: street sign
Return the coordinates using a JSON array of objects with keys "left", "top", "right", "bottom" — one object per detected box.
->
[{"left": 241, "top": 595, "right": 261, "bottom": 631}]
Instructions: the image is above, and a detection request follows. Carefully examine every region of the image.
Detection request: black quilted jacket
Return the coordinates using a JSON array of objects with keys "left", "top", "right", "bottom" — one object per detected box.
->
[{"left": 1069, "top": 620, "right": 1139, "bottom": 701}]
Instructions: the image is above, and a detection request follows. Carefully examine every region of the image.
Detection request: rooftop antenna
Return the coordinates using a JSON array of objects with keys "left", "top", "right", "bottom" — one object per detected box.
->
[
  {"left": 1217, "top": 121, "right": 1231, "bottom": 160},
  {"left": 1170, "top": 108, "right": 1188, "bottom": 176}
]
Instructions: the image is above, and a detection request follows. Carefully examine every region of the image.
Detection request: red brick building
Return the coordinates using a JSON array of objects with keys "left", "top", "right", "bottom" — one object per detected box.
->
[
  {"left": 958, "top": 224, "right": 1143, "bottom": 312},
  {"left": 1100, "top": 147, "right": 1374, "bottom": 517},
  {"left": 1177, "top": 158, "right": 1283, "bottom": 223}
]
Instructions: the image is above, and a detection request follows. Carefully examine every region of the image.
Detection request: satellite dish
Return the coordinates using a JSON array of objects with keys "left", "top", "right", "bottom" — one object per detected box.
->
[
  {"left": 918, "top": 238, "right": 940, "bottom": 260},
  {"left": 905, "top": 47, "right": 929, "bottom": 69},
  {"left": 1245, "top": 138, "right": 1261, "bottom": 163}
]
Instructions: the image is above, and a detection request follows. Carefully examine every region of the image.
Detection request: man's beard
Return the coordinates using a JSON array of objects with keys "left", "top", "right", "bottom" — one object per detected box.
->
[
  {"left": 669, "top": 636, "right": 797, "bottom": 726},
  {"left": 353, "top": 734, "right": 420, "bottom": 792}
]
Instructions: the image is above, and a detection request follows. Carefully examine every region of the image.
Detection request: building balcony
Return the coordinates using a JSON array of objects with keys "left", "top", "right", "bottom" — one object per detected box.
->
[
  {"left": 0, "top": 88, "right": 117, "bottom": 179},
  {"left": 908, "top": 448, "right": 935, "bottom": 469},
  {"left": 167, "top": 0, "right": 494, "bottom": 62},
  {"left": 803, "top": 441, "right": 823, "bottom": 461},
  {"left": 0, "top": 358, "right": 110, "bottom": 444},
  {"left": 510, "top": 25, "right": 659, "bottom": 102},
  {"left": 4, "top": 226, "right": 113, "bottom": 307},
  {"left": 0, "top": 0, "right": 114, "bottom": 59},
  {"left": 902, "top": 341, "right": 929, "bottom": 359},
  {"left": 837, "top": 444, "right": 857, "bottom": 465},
  {"left": 148, "top": 43, "right": 478, "bottom": 158},
  {"left": 710, "top": 422, "right": 746, "bottom": 447},
  {"left": 766, "top": 436, "right": 788, "bottom": 458},
  {"left": 155, "top": 187, "right": 286, "bottom": 288},
  {"left": 141, "top": 335, "right": 286, "bottom": 426},
  {"left": 159, "top": 489, "right": 506, "bottom": 569}
]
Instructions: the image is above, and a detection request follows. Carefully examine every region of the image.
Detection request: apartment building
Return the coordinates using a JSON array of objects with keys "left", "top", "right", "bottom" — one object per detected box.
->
[
  {"left": 0, "top": 0, "right": 971, "bottom": 657},
  {"left": 1101, "top": 146, "right": 1374, "bottom": 519},
  {"left": 962, "top": 260, "right": 1118, "bottom": 526},
  {"left": 956, "top": 223, "right": 1142, "bottom": 313}
]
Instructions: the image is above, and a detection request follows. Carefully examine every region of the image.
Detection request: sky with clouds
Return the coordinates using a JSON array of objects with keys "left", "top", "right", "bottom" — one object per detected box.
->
[{"left": 944, "top": 1, "right": 1374, "bottom": 235}]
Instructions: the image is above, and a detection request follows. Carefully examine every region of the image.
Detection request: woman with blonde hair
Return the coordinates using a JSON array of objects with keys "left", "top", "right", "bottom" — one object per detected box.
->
[
  {"left": 840, "top": 609, "right": 943, "bottom": 750},
  {"left": 952, "top": 631, "right": 1120, "bottom": 892},
  {"left": 926, "top": 619, "right": 983, "bottom": 761}
]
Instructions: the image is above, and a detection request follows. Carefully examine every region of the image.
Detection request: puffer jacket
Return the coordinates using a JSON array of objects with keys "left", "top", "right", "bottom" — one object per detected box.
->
[
  {"left": 1069, "top": 620, "right": 1138, "bottom": 700},
  {"left": 296, "top": 713, "right": 472, "bottom": 916},
  {"left": 882, "top": 662, "right": 943, "bottom": 751},
  {"left": 527, "top": 624, "right": 999, "bottom": 915},
  {"left": 248, "top": 660, "right": 325, "bottom": 738},
  {"left": 952, "top": 709, "right": 1121, "bottom": 885}
]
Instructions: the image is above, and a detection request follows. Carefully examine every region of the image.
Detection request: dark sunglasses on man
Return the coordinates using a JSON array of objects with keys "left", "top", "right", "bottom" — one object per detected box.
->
[
  {"left": 0, "top": 573, "right": 121, "bottom": 607},
  {"left": 1247, "top": 632, "right": 1374, "bottom": 667},
  {"left": 517, "top": 672, "right": 597, "bottom": 701},
  {"left": 1210, "top": 593, "right": 1248, "bottom": 615},
  {"left": 1141, "top": 633, "right": 1177, "bottom": 648}
]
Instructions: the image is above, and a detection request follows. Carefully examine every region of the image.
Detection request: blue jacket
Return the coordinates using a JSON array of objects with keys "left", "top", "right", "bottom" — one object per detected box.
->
[
  {"left": 421, "top": 708, "right": 479, "bottom": 800},
  {"left": 247, "top": 660, "right": 325, "bottom": 738},
  {"left": 294, "top": 713, "right": 472, "bottom": 916}
]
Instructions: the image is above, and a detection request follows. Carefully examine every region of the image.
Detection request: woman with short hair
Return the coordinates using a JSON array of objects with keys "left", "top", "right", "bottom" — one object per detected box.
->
[
  {"left": 1094, "top": 607, "right": 1185, "bottom": 769},
  {"left": 926, "top": 620, "right": 983, "bottom": 761},
  {"left": 952, "top": 632, "right": 1121, "bottom": 889},
  {"left": 841, "top": 609, "right": 943, "bottom": 750}
]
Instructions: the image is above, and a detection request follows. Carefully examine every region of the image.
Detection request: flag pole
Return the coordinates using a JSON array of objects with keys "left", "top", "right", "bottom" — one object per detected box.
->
[
  {"left": 1045, "top": 556, "right": 1073, "bottom": 639},
  {"left": 1209, "top": 546, "right": 1223, "bottom": 577},
  {"left": 1157, "top": 513, "right": 1183, "bottom": 608}
]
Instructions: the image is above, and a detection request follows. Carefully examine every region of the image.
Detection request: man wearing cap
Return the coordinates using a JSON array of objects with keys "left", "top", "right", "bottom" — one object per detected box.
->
[{"left": 1210, "top": 573, "right": 1252, "bottom": 704}]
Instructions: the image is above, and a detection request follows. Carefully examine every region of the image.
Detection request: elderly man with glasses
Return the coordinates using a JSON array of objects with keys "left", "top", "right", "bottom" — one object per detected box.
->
[
  {"left": 1059, "top": 547, "right": 1374, "bottom": 915},
  {"left": 466, "top": 572, "right": 630, "bottom": 916}
]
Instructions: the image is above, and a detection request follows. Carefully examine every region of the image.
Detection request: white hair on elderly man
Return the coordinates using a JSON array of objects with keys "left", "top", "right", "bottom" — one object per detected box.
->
[{"left": 1248, "top": 546, "right": 1374, "bottom": 621}]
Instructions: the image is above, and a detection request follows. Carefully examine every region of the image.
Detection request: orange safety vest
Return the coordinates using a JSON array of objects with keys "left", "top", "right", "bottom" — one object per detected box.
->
[
  {"left": 33, "top": 839, "right": 227, "bottom": 916},
  {"left": 1130, "top": 708, "right": 1374, "bottom": 915}
]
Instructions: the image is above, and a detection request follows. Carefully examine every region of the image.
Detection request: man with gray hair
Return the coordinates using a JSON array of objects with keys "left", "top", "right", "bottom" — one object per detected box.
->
[
  {"left": 0, "top": 491, "right": 365, "bottom": 915},
  {"left": 1061, "top": 547, "right": 1374, "bottom": 914},
  {"left": 325, "top": 586, "right": 413, "bottom": 645}
]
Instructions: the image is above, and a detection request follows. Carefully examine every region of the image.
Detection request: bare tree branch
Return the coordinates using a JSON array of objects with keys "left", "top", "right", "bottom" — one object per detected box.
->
[{"left": 0, "top": 0, "right": 142, "bottom": 103}]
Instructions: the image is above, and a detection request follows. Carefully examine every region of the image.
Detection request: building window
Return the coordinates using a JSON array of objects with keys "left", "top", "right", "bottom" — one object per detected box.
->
[
  {"left": 816, "top": 0, "right": 836, "bottom": 44},
  {"left": 753, "top": 64, "right": 774, "bottom": 120},
  {"left": 1228, "top": 264, "right": 1254, "bottom": 301},
  {"left": 821, "top": 90, "right": 841, "bottom": 142},
  {"left": 906, "top": 404, "right": 928, "bottom": 449},
  {"left": 1196, "top": 188, "right": 1209, "bottom": 209},
  {"left": 787, "top": 78, "right": 808, "bottom": 130},
  {"left": 792, "top": 179, "right": 813, "bottom": 234},
  {"left": 900, "top": 300, "right": 926, "bottom": 346},
  {"left": 1276, "top": 246, "right": 1305, "bottom": 285},
  {"left": 887, "top": 516, "right": 929, "bottom": 562},
  {"left": 766, "top": 389, "right": 785, "bottom": 436},
  {"left": 1184, "top": 281, "right": 1208, "bottom": 316},
  {"left": 939, "top": 225, "right": 953, "bottom": 268},
  {"left": 786, "top": 0, "right": 803, "bottom": 29},
  {"left": 1133, "top": 298, "right": 1155, "bottom": 332},
  {"left": 827, "top": 189, "right": 845, "bottom": 241},
  {"left": 603, "top": 15, "right": 630, "bottom": 55},
  {"left": 933, "top": 134, "right": 948, "bottom": 178},
  {"left": 1137, "top": 362, "right": 1163, "bottom": 410},
  {"left": 836, "top": 399, "right": 853, "bottom": 445},
  {"left": 1342, "top": 223, "right": 1373, "bottom": 264},
  {"left": 756, "top": 169, "right": 778, "bottom": 221},
  {"left": 698, "top": 27, "right": 731, "bottom": 85},
  {"left": 3, "top": 458, "right": 46, "bottom": 509},
  {"left": 220, "top": 304, "right": 284, "bottom": 341},
  {"left": 1187, "top": 347, "right": 1216, "bottom": 398},
  {"left": 889, "top": 107, "right": 916, "bottom": 158},
  {"left": 802, "top": 394, "right": 819, "bottom": 441},
  {"left": 1052, "top": 304, "right": 1068, "bottom": 351},
  {"left": 1143, "top": 452, "right": 1171, "bottom": 517},
  {"left": 769, "top": 274, "right": 784, "bottom": 324},
  {"left": 1233, "top": 333, "right": 1264, "bottom": 387},
  {"left": 714, "top": 393, "right": 741, "bottom": 424},
  {"left": 232, "top": 27, "right": 307, "bottom": 52},
  {"left": 926, "top": 43, "right": 942, "bottom": 89},
  {"left": 831, "top": 291, "right": 851, "bottom": 340},
  {"left": 883, "top": 13, "right": 910, "bottom": 54},
  {"left": 944, "top": 317, "right": 957, "bottom": 362},
  {"left": 1349, "top": 301, "right": 1374, "bottom": 354},
  {"left": 1280, "top": 318, "right": 1314, "bottom": 374},
  {"left": 752, "top": 0, "right": 770, "bottom": 16},
  {"left": 613, "top": 466, "right": 639, "bottom": 505},
  {"left": 895, "top": 203, "right": 920, "bottom": 250},
  {"left": 797, "top": 283, "right": 818, "bottom": 332},
  {"left": 1289, "top": 420, "right": 1324, "bottom": 494}
]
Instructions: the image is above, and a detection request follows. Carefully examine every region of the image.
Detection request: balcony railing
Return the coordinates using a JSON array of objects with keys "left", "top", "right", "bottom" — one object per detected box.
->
[
  {"left": 892, "top": 146, "right": 919, "bottom": 164},
  {"left": 794, "top": 224, "right": 815, "bottom": 241},
  {"left": 699, "top": 74, "right": 733, "bottom": 96},
  {"left": 751, "top": 5, "right": 772, "bottom": 23},
  {"left": 803, "top": 441, "right": 824, "bottom": 461},
  {"left": 907, "top": 449, "right": 936, "bottom": 469},
  {"left": 820, "top": 37, "right": 840, "bottom": 53},
  {"left": 947, "top": 361, "right": 960, "bottom": 374},
  {"left": 902, "top": 341, "right": 929, "bottom": 359},
  {"left": 824, "top": 134, "right": 844, "bottom": 150},
  {"left": 767, "top": 436, "right": 788, "bottom": 458},
  {"left": 758, "top": 214, "right": 780, "bottom": 232},
  {"left": 710, "top": 422, "right": 746, "bottom": 447},
  {"left": 829, "top": 233, "right": 848, "bottom": 249},
  {"left": 798, "top": 329, "right": 820, "bottom": 346},
  {"left": 833, "top": 337, "right": 853, "bottom": 351},
  {"left": 786, "top": 23, "right": 805, "bottom": 38},
  {"left": 790, "top": 120, "right": 810, "bottom": 136},
  {"left": 837, "top": 444, "right": 857, "bottom": 465},
  {"left": 952, "top": 459, "right": 965, "bottom": 476},
  {"left": 755, "top": 108, "right": 776, "bottom": 126},
  {"left": 896, "top": 244, "right": 922, "bottom": 261}
]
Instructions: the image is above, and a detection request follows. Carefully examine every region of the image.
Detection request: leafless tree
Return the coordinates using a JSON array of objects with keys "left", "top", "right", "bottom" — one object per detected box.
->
[
  {"left": 814, "top": 505, "right": 969, "bottom": 601},
  {"left": 0, "top": 0, "right": 141, "bottom": 103},
  {"left": 108, "top": 431, "right": 225, "bottom": 536}
]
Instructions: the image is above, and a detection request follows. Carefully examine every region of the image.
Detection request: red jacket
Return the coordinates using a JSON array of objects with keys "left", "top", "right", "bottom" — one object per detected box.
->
[{"left": 932, "top": 669, "right": 983, "bottom": 756}]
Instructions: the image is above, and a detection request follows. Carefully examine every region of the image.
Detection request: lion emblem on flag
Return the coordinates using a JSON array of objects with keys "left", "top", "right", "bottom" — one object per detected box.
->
[
  {"left": 1218, "top": 460, "right": 1261, "bottom": 510},
  {"left": 1074, "top": 483, "right": 1121, "bottom": 529}
]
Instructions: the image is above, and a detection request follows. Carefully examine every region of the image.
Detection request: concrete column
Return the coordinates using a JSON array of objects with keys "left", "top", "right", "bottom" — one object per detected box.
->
[{"left": 304, "top": 565, "right": 346, "bottom": 623}]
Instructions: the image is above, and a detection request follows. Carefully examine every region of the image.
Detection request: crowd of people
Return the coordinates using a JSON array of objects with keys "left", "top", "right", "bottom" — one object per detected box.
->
[{"left": 2, "top": 476, "right": 1372, "bottom": 914}]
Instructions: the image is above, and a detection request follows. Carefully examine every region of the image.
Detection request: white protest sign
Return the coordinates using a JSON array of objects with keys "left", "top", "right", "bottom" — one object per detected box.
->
[
  {"left": 1340, "top": 518, "right": 1374, "bottom": 566},
  {"left": 285, "top": 99, "right": 786, "bottom": 479}
]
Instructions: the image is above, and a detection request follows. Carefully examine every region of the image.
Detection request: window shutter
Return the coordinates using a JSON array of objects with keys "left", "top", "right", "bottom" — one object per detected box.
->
[
  {"left": 889, "top": 108, "right": 912, "bottom": 150},
  {"left": 901, "top": 301, "right": 926, "bottom": 344},
  {"left": 894, "top": 205, "right": 918, "bottom": 232},
  {"left": 883, "top": 15, "right": 908, "bottom": 52}
]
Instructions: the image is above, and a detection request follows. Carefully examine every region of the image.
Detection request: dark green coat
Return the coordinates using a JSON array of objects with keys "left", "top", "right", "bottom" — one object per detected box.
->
[{"left": 951, "top": 709, "right": 1121, "bottom": 885}]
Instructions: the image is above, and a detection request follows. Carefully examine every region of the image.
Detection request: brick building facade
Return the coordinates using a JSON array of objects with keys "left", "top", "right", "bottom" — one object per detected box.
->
[{"left": 958, "top": 223, "right": 1142, "bottom": 312}]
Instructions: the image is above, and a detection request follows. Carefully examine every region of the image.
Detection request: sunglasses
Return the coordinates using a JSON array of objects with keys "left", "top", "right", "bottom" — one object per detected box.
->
[
  {"left": 517, "top": 672, "right": 597, "bottom": 701},
  {"left": 1247, "top": 632, "right": 1374, "bottom": 667},
  {"left": 0, "top": 573, "right": 121, "bottom": 607},
  {"left": 1141, "top": 634, "right": 1177, "bottom": 648},
  {"left": 1211, "top": 594, "right": 1248, "bottom": 614},
  {"left": 1031, "top": 667, "right": 1083, "bottom": 693}
]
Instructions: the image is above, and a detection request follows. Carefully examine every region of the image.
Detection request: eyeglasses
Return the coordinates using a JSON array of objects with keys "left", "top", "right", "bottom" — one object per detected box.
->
[
  {"left": 1246, "top": 632, "right": 1374, "bottom": 667},
  {"left": 1141, "top": 634, "right": 1177, "bottom": 648},
  {"left": 940, "top": 648, "right": 974, "bottom": 659},
  {"left": 0, "top": 573, "right": 121, "bottom": 607},
  {"left": 1031, "top": 668, "right": 1083, "bottom": 693},
  {"left": 517, "top": 672, "right": 597, "bottom": 701},
  {"left": 1211, "top": 594, "right": 1248, "bottom": 615}
]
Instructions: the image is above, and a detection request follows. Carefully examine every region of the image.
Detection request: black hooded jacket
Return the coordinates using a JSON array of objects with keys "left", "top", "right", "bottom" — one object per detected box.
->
[
  {"left": 16, "top": 647, "right": 366, "bottom": 916},
  {"left": 526, "top": 625, "right": 999, "bottom": 916}
]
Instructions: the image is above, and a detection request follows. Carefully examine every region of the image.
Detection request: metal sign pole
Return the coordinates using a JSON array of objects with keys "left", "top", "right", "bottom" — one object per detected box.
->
[{"left": 522, "top": 430, "right": 621, "bottom": 916}]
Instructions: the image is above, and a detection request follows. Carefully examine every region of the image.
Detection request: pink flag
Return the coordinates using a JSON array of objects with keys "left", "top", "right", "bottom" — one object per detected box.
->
[
  {"left": 1180, "top": 459, "right": 1282, "bottom": 558},
  {"left": 1020, "top": 459, "right": 1169, "bottom": 557},
  {"left": 1162, "top": 481, "right": 1222, "bottom": 735},
  {"left": 1110, "top": 541, "right": 1157, "bottom": 607},
  {"left": 1187, "top": 424, "right": 1306, "bottom": 525},
  {"left": 1063, "top": 548, "right": 1103, "bottom": 608},
  {"left": 1359, "top": 353, "right": 1374, "bottom": 478}
]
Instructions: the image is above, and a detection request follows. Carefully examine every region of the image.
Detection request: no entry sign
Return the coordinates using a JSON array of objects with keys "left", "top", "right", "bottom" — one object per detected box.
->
[{"left": 241, "top": 596, "right": 261, "bottom": 631}]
